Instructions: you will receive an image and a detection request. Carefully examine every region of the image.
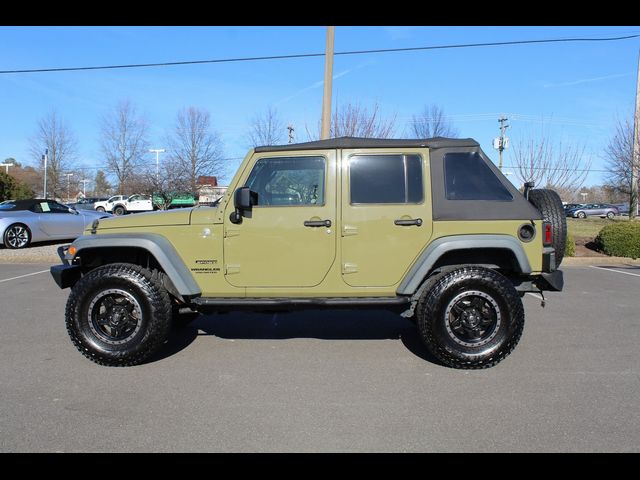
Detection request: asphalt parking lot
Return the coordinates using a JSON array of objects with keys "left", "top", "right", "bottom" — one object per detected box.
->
[{"left": 0, "top": 262, "right": 639, "bottom": 452}]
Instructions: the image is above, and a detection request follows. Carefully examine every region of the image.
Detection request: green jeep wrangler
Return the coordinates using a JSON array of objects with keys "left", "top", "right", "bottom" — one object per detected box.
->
[{"left": 51, "top": 137, "right": 565, "bottom": 369}]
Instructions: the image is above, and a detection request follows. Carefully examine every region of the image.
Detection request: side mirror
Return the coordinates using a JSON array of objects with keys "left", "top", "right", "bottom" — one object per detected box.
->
[{"left": 230, "top": 187, "right": 258, "bottom": 224}]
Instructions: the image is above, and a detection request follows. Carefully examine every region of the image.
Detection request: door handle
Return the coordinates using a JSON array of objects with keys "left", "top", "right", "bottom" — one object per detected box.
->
[
  {"left": 304, "top": 219, "right": 332, "bottom": 228},
  {"left": 394, "top": 218, "right": 423, "bottom": 227}
]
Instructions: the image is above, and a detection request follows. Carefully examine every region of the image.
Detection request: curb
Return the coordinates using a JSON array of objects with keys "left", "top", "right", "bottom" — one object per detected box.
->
[
  {"left": 562, "top": 256, "right": 640, "bottom": 266},
  {"left": 0, "top": 256, "right": 59, "bottom": 265}
]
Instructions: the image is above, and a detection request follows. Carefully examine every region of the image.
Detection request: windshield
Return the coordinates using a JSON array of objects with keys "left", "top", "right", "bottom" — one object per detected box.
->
[{"left": 0, "top": 202, "right": 17, "bottom": 210}]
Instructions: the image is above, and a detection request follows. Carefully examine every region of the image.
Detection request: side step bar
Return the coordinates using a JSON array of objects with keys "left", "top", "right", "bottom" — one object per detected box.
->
[{"left": 191, "top": 296, "right": 410, "bottom": 310}]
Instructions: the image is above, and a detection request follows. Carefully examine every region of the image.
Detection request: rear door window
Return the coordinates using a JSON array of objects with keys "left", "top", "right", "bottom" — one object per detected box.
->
[{"left": 349, "top": 154, "right": 423, "bottom": 204}]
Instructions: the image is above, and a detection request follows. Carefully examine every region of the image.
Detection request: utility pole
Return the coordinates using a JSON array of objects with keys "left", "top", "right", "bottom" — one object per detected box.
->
[
  {"left": 149, "top": 149, "right": 166, "bottom": 183},
  {"left": 631, "top": 50, "right": 640, "bottom": 220},
  {"left": 0, "top": 162, "right": 14, "bottom": 174},
  {"left": 287, "top": 124, "right": 295, "bottom": 144},
  {"left": 493, "top": 116, "right": 510, "bottom": 171},
  {"left": 42, "top": 148, "right": 48, "bottom": 199},
  {"left": 320, "top": 26, "right": 335, "bottom": 140}
]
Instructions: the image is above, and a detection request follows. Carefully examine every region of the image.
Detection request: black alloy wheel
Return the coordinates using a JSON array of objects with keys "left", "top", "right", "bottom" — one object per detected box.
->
[
  {"left": 416, "top": 266, "right": 524, "bottom": 369},
  {"left": 65, "top": 263, "right": 172, "bottom": 366}
]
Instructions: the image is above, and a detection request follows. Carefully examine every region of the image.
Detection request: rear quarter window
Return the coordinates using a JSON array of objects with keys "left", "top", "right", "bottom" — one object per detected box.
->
[{"left": 444, "top": 152, "right": 512, "bottom": 201}]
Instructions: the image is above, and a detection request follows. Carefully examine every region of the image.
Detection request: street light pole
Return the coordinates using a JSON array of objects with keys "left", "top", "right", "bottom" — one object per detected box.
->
[
  {"left": 66, "top": 173, "right": 74, "bottom": 203},
  {"left": 149, "top": 149, "right": 166, "bottom": 183},
  {"left": 80, "top": 179, "right": 90, "bottom": 197},
  {"left": 43, "top": 149, "right": 48, "bottom": 199},
  {"left": 0, "top": 162, "right": 14, "bottom": 174}
]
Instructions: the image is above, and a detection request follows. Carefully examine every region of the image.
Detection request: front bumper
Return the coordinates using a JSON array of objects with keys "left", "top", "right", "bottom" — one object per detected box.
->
[{"left": 50, "top": 245, "right": 81, "bottom": 289}]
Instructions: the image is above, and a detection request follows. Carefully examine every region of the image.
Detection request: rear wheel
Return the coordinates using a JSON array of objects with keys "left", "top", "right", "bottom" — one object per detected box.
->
[
  {"left": 416, "top": 266, "right": 524, "bottom": 369},
  {"left": 95, "top": 206, "right": 106, "bottom": 212},
  {"left": 113, "top": 205, "right": 126, "bottom": 216},
  {"left": 606, "top": 211, "right": 615, "bottom": 219},
  {"left": 65, "top": 263, "right": 172, "bottom": 366}
]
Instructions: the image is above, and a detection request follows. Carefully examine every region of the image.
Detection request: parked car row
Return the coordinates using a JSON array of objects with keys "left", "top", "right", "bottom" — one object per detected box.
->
[
  {"left": 1, "top": 199, "right": 111, "bottom": 249},
  {"left": 564, "top": 203, "right": 619, "bottom": 219}
]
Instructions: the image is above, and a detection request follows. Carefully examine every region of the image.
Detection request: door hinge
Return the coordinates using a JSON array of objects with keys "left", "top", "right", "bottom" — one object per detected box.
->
[
  {"left": 225, "top": 264, "right": 241, "bottom": 275},
  {"left": 342, "top": 262, "right": 358, "bottom": 274},
  {"left": 342, "top": 225, "right": 358, "bottom": 237},
  {"left": 225, "top": 228, "right": 241, "bottom": 238}
]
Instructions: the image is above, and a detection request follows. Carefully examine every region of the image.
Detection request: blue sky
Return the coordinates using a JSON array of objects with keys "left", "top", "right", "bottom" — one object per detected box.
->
[{"left": 0, "top": 25, "right": 638, "bottom": 187}]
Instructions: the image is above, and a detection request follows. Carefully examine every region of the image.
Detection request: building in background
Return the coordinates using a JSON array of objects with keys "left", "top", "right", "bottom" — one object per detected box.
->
[{"left": 197, "top": 176, "right": 227, "bottom": 205}]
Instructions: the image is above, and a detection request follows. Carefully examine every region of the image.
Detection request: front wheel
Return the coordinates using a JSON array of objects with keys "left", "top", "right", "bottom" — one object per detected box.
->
[
  {"left": 95, "top": 206, "right": 106, "bottom": 212},
  {"left": 65, "top": 263, "right": 172, "bottom": 366},
  {"left": 416, "top": 266, "right": 524, "bottom": 369},
  {"left": 606, "top": 211, "right": 615, "bottom": 219},
  {"left": 577, "top": 211, "right": 587, "bottom": 219}
]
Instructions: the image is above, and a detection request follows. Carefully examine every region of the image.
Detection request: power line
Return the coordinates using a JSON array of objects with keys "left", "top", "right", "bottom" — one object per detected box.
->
[
  {"left": 1, "top": 34, "right": 639, "bottom": 75},
  {"left": 503, "top": 165, "right": 610, "bottom": 173}
]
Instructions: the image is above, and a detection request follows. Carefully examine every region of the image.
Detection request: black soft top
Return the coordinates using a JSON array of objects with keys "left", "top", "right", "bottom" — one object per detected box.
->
[
  {"left": 254, "top": 136, "right": 542, "bottom": 221},
  {"left": 0, "top": 199, "right": 47, "bottom": 211},
  {"left": 254, "top": 136, "right": 479, "bottom": 152}
]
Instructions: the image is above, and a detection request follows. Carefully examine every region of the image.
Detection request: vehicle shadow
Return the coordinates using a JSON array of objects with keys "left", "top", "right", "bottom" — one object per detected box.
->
[{"left": 151, "top": 309, "right": 444, "bottom": 366}]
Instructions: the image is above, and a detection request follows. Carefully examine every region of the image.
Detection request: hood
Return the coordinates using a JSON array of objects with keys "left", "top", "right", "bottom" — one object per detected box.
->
[{"left": 94, "top": 208, "right": 192, "bottom": 230}]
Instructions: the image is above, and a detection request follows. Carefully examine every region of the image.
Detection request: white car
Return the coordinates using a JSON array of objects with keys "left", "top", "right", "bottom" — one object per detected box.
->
[
  {"left": 95, "top": 194, "right": 156, "bottom": 216},
  {"left": 93, "top": 195, "right": 126, "bottom": 213}
]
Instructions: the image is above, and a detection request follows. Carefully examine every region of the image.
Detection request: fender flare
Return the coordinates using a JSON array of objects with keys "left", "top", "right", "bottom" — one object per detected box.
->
[
  {"left": 70, "top": 233, "right": 201, "bottom": 298},
  {"left": 397, "top": 234, "right": 532, "bottom": 295}
]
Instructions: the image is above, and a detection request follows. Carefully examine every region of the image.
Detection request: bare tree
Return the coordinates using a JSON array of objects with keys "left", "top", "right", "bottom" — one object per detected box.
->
[
  {"left": 510, "top": 134, "right": 591, "bottom": 200},
  {"left": 29, "top": 110, "right": 78, "bottom": 198},
  {"left": 604, "top": 116, "right": 639, "bottom": 211},
  {"left": 410, "top": 104, "right": 459, "bottom": 138},
  {"left": 166, "top": 106, "right": 225, "bottom": 193},
  {"left": 247, "top": 106, "right": 286, "bottom": 147},
  {"left": 100, "top": 100, "right": 150, "bottom": 195},
  {"left": 306, "top": 101, "right": 397, "bottom": 140}
]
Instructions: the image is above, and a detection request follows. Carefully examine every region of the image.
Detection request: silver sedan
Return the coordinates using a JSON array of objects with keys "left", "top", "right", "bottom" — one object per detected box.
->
[{"left": 0, "top": 199, "right": 111, "bottom": 249}]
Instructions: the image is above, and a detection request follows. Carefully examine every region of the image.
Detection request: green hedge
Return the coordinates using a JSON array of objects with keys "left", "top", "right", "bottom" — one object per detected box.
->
[
  {"left": 564, "top": 230, "right": 576, "bottom": 257},
  {"left": 595, "top": 222, "right": 640, "bottom": 259}
]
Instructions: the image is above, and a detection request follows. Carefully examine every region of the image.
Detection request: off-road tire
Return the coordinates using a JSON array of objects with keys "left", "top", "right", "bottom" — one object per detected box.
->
[
  {"left": 528, "top": 188, "right": 567, "bottom": 266},
  {"left": 416, "top": 266, "right": 524, "bottom": 369},
  {"left": 65, "top": 263, "right": 172, "bottom": 366}
]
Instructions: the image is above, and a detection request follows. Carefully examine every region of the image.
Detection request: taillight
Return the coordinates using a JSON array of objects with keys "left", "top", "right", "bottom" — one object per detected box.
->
[{"left": 543, "top": 222, "right": 553, "bottom": 246}]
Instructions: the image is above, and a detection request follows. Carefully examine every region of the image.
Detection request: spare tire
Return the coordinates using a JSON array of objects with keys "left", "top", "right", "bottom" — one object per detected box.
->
[{"left": 528, "top": 189, "right": 567, "bottom": 266}]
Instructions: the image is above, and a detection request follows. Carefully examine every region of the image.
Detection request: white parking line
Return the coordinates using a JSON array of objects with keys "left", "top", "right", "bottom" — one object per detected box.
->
[
  {"left": 589, "top": 265, "right": 640, "bottom": 278},
  {"left": 526, "top": 293, "right": 544, "bottom": 300},
  {"left": 0, "top": 269, "right": 49, "bottom": 284}
]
